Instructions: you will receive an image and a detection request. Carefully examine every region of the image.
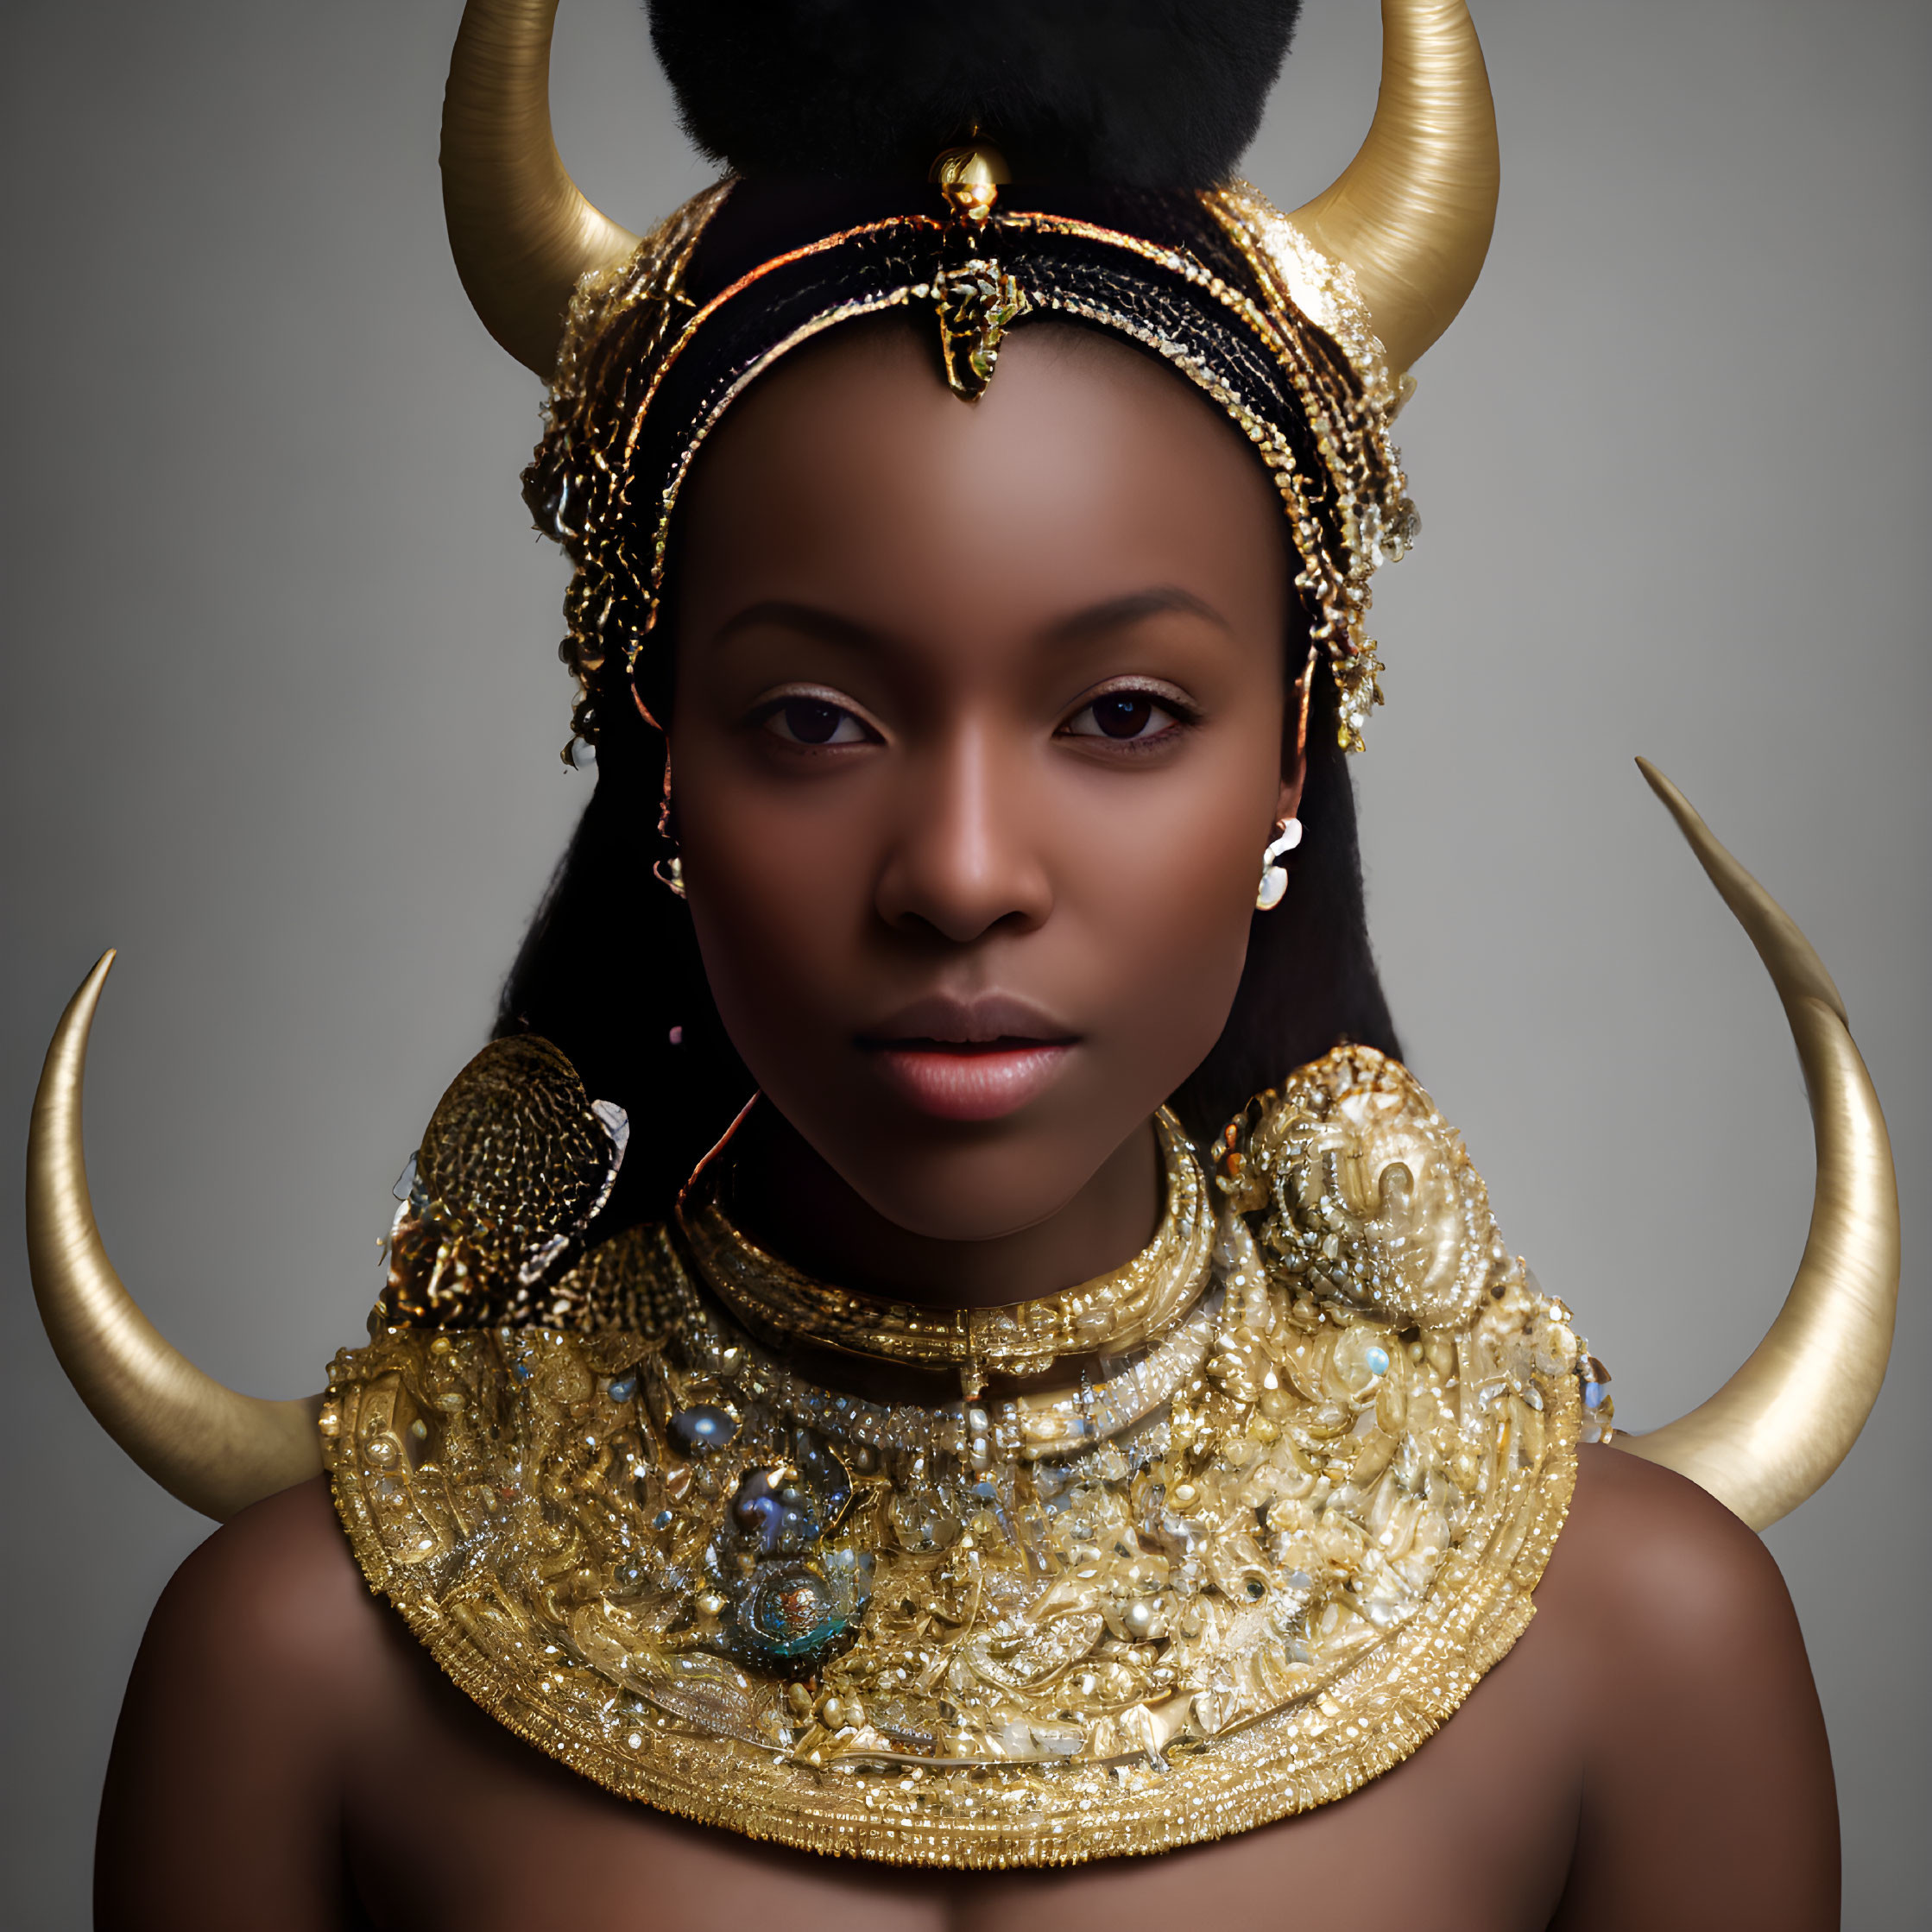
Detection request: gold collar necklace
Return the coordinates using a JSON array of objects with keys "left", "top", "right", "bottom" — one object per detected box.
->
[
  {"left": 325, "top": 1049, "right": 1594, "bottom": 1866},
  {"left": 676, "top": 1107, "right": 1214, "bottom": 1396}
]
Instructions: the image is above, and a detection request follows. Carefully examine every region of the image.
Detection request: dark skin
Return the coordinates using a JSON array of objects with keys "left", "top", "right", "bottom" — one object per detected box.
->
[
  {"left": 98, "top": 325, "right": 1840, "bottom": 1928},
  {"left": 671, "top": 323, "right": 1298, "bottom": 1286}
]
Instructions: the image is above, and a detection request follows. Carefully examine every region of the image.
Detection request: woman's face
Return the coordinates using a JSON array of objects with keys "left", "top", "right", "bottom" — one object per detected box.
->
[{"left": 668, "top": 322, "right": 1297, "bottom": 1245}]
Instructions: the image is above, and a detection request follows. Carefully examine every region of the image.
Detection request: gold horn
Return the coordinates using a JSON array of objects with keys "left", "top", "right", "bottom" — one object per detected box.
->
[
  {"left": 443, "top": 0, "right": 641, "bottom": 376},
  {"left": 25, "top": 952, "right": 324, "bottom": 1522},
  {"left": 1287, "top": 0, "right": 1500, "bottom": 375},
  {"left": 1623, "top": 763, "right": 1900, "bottom": 1530}
]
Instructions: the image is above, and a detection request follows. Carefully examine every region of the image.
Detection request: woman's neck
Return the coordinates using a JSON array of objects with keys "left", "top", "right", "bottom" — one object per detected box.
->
[{"left": 726, "top": 1103, "right": 1164, "bottom": 1310}]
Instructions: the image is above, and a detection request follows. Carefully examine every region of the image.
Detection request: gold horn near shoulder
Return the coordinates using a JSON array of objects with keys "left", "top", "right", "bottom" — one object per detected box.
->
[
  {"left": 1287, "top": 0, "right": 1500, "bottom": 374},
  {"left": 25, "top": 952, "right": 324, "bottom": 1522},
  {"left": 1622, "top": 763, "right": 1900, "bottom": 1530},
  {"left": 443, "top": 0, "right": 641, "bottom": 376}
]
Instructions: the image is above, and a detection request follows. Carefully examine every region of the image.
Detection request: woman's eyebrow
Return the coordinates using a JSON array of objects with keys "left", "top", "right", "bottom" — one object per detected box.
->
[
  {"left": 709, "top": 600, "right": 891, "bottom": 653},
  {"left": 1046, "top": 585, "right": 1229, "bottom": 644},
  {"left": 708, "top": 587, "right": 1226, "bottom": 653}
]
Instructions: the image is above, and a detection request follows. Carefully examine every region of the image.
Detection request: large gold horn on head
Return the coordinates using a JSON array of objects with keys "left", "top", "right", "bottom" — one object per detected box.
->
[
  {"left": 443, "top": 2, "right": 1498, "bottom": 380},
  {"left": 443, "top": 0, "right": 641, "bottom": 376},
  {"left": 1625, "top": 764, "right": 1900, "bottom": 1531},
  {"left": 25, "top": 953, "right": 323, "bottom": 1522},
  {"left": 1288, "top": 0, "right": 1500, "bottom": 375}
]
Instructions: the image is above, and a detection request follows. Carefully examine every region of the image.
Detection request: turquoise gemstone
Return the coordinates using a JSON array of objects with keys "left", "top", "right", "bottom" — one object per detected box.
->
[{"left": 737, "top": 1563, "right": 855, "bottom": 1662}]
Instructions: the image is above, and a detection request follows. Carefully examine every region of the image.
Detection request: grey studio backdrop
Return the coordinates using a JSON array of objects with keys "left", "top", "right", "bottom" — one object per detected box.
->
[{"left": 3, "top": 1, "right": 1925, "bottom": 1923}]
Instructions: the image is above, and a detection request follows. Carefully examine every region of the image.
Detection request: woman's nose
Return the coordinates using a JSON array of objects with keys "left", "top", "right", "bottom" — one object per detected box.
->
[{"left": 872, "top": 727, "right": 1054, "bottom": 944}]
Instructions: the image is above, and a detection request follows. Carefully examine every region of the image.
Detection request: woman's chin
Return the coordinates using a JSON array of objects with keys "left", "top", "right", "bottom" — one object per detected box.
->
[
  {"left": 841, "top": 1184, "right": 1083, "bottom": 1248},
  {"left": 808, "top": 1110, "right": 1152, "bottom": 1252}
]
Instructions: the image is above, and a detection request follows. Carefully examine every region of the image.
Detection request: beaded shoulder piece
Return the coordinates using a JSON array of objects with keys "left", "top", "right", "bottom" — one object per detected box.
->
[{"left": 324, "top": 1042, "right": 1608, "bottom": 1867}]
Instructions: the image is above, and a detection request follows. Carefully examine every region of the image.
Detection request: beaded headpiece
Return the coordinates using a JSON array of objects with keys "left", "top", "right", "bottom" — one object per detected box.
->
[
  {"left": 527, "top": 171, "right": 1414, "bottom": 754},
  {"left": 438, "top": 0, "right": 1502, "bottom": 756}
]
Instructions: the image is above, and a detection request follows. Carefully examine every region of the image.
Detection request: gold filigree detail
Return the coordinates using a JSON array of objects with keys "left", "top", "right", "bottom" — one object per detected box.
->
[
  {"left": 380, "top": 1037, "right": 628, "bottom": 1328},
  {"left": 1222, "top": 1044, "right": 1508, "bottom": 1331},
  {"left": 930, "top": 142, "right": 1010, "bottom": 229},
  {"left": 326, "top": 1051, "right": 1596, "bottom": 1866},
  {"left": 934, "top": 258, "right": 1031, "bottom": 398},
  {"left": 532, "top": 180, "right": 1417, "bottom": 754},
  {"left": 1204, "top": 184, "right": 1416, "bottom": 752},
  {"left": 679, "top": 1107, "right": 1210, "bottom": 1389}
]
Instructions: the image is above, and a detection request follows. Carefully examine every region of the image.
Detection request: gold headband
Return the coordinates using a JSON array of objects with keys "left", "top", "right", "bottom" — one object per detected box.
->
[
  {"left": 441, "top": 1, "right": 1500, "bottom": 751},
  {"left": 532, "top": 178, "right": 1411, "bottom": 751},
  {"left": 440, "top": 0, "right": 1500, "bottom": 384}
]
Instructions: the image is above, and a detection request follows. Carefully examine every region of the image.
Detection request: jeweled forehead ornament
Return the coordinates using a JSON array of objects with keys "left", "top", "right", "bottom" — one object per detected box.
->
[
  {"left": 926, "top": 142, "right": 1029, "bottom": 400},
  {"left": 439, "top": 0, "right": 1506, "bottom": 757}
]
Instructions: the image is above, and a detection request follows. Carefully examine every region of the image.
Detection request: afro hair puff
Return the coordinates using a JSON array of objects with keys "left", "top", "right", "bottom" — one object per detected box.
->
[{"left": 647, "top": 0, "right": 1301, "bottom": 189}]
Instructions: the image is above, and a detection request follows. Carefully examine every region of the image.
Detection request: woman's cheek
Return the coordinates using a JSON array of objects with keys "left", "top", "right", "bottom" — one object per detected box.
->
[
  {"left": 1069, "top": 766, "right": 1271, "bottom": 1015},
  {"left": 1062, "top": 833, "right": 1258, "bottom": 1099},
  {"left": 684, "top": 802, "right": 871, "bottom": 1047},
  {"left": 1133, "top": 896, "right": 1253, "bottom": 1090}
]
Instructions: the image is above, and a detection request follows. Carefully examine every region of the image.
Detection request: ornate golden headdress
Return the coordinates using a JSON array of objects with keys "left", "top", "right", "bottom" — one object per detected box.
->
[{"left": 440, "top": 0, "right": 1504, "bottom": 754}]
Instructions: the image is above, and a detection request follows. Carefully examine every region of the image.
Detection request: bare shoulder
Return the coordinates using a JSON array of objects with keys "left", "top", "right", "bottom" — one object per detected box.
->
[
  {"left": 137, "top": 1473, "right": 389, "bottom": 1702},
  {"left": 1539, "top": 1443, "right": 1809, "bottom": 1670},
  {"left": 1546, "top": 1440, "right": 1789, "bottom": 1598},
  {"left": 98, "top": 1477, "right": 403, "bottom": 1929},
  {"left": 1534, "top": 1446, "right": 1838, "bottom": 1932}
]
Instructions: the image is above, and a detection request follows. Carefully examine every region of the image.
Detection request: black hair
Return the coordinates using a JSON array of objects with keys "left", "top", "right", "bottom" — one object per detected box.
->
[{"left": 648, "top": 0, "right": 1302, "bottom": 189}]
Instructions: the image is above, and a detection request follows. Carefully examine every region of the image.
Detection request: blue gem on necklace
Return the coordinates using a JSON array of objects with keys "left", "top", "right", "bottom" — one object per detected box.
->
[{"left": 668, "top": 1404, "right": 737, "bottom": 1452}]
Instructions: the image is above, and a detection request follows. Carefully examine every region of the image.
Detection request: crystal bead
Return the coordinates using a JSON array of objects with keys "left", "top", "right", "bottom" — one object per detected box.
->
[{"left": 668, "top": 1404, "right": 737, "bottom": 1452}]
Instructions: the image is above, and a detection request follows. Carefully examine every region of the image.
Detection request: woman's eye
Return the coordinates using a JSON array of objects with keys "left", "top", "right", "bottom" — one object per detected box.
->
[
  {"left": 1063, "top": 691, "right": 1184, "bottom": 742},
  {"left": 762, "top": 698, "right": 871, "bottom": 746}
]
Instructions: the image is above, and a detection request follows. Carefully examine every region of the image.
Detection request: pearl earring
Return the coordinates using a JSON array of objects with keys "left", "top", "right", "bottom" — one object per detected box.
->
[{"left": 1255, "top": 818, "right": 1302, "bottom": 911}]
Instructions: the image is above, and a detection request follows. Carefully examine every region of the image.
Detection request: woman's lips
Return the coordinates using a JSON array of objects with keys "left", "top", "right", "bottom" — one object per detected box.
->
[
  {"left": 868, "top": 1040, "right": 1074, "bottom": 1122},
  {"left": 859, "top": 992, "right": 1078, "bottom": 1121}
]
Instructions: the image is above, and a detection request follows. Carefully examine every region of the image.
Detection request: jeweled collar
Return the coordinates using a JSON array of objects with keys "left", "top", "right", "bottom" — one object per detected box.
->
[
  {"left": 327, "top": 1044, "right": 1604, "bottom": 1867},
  {"left": 677, "top": 1105, "right": 1213, "bottom": 1395}
]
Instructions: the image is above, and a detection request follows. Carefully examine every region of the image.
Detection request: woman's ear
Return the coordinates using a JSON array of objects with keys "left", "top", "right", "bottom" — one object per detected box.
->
[
  {"left": 1279, "top": 646, "right": 1316, "bottom": 824},
  {"left": 1277, "top": 769, "right": 1304, "bottom": 829}
]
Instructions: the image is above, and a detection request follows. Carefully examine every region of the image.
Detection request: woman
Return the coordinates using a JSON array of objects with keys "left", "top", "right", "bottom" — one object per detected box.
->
[{"left": 24, "top": 2, "right": 1900, "bottom": 1925}]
